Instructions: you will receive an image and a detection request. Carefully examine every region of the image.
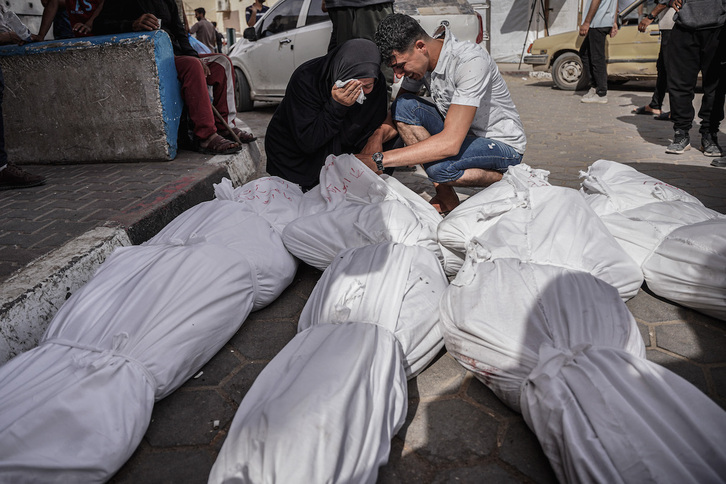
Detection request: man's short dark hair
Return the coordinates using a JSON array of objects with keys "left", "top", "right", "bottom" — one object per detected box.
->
[
  {"left": 374, "top": 14, "right": 429, "bottom": 66},
  {"left": 195, "top": 7, "right": 206, "bottom": 16}
]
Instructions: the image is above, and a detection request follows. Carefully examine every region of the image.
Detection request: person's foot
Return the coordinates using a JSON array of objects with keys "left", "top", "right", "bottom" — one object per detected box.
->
[
  {"left": 666, "top": 130, "right": 691, "bottom": 154},
  {"left": 710, "top": 158, "right": 726, "bottom": 168},
  {"left": 0, "top": 164, "right": 46, "bottom": 190},
  {"left": 430, "top": 184, "right": 460, "bottom": 215},
  {"left": 219, "top": 126, "right": 256, "bottom": 143},
  {"left": 632, "top": 105, "right": 660, "bottom": 115},
  {"left": 581, "top": 89, "right": 607, "bottom": 104},
  {"left": 701, "top": 134, "right": 723, "bottom": 157},
  {"left": 198, "top": 133, "right": 241, "bottom": 155}
]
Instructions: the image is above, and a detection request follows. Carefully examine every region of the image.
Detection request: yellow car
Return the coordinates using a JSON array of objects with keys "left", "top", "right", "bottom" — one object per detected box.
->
[{"left": 523, "top": 22, "right": 661, "bottom": 90}]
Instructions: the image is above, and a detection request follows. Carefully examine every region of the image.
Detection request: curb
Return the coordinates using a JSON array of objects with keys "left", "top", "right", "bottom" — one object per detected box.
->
[{"left": 0, "top": 135, "right": 264, "bottom": 364}]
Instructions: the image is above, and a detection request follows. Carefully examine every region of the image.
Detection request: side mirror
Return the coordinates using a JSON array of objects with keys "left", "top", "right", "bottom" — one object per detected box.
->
[{"left": 243, "top": 27, "right": 257, "bottom": 41}]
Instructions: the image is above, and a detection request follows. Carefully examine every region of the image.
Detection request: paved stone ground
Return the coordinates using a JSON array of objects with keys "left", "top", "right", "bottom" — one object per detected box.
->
[
  {"left": 109, "top": 76, "right": 726, "bottom": 483},
  {"left": 1, "top": 72, "right": 724, "bottom": 483}
]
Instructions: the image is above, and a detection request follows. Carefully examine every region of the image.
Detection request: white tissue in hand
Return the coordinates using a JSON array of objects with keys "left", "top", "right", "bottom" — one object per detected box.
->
[{"left": 335, "top": 79, "right": 366, "bottom": 104}]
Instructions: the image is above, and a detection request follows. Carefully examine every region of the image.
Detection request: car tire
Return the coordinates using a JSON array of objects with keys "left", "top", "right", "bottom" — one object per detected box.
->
[
  {"left": 552, "top": 52, "right": 583, "bottom": 91},
  {"left": 235, "top": 68, "right": 253, "bottom": 112}
]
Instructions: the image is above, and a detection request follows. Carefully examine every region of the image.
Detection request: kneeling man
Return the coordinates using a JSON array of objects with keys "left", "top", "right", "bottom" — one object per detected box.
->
[{"left": 364, "top": 14, "right": 526, "bottom": 213}]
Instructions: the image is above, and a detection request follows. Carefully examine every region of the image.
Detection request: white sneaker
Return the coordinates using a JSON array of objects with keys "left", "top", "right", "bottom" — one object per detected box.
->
[{"left": 581, "top": 89, "right": 607, "bottom": 104}]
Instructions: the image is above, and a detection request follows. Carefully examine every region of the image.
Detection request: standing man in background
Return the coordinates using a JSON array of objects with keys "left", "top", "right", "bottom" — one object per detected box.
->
[
  {"left": 190, "top": 7, "right": 216, "bottom": 52},
  {"left": 322, "top": 0, "right": 393, "bottom": 52},
  {"left": 664, "top": 0, "right": 726, "bottom": 158},
  {"left": 578, "top": 0, "right": 618, "bottom": 104},
  {"left": 246, "top": 0, "right": 269, "bottom": 27}
]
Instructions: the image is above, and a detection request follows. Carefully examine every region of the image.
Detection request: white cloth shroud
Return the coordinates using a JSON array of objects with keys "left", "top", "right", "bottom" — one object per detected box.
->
[
  {"left": 0, "top": 199, "right": 297, "bottom": 482},
  {"left": 211, "top": 243, "right": 447, "bottom": 482},
  {"left": 438, "top": 163, "right": 643, "bottom": 300},
  {"left": 299, "top": 242, "right": 449, "bottom": 378},
  {"left": 283, "top": 153, "right": 460, "bottom": 275},
  {"left": 440, "top": 252, "right": 726, "bottom": 483},
  {"left": 580, "top": 159, "right": 726, "bottom": 320},
  {"left": 208, "top": 322, "right": 407, "bottom": 484}
]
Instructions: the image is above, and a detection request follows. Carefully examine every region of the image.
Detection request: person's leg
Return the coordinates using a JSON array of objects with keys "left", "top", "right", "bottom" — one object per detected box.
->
[
  {"left": 696, "top": 28, "right": 722, "bottom": 133},
  {"left": 175, "top": 56, "right": 217, "bottom": 140},
  {"left": 588, "top": 27, "right": 610, "bottom": 97},
  {"left": 578, "top": 32, "right": 594, "bottom": 90},
  {"left": 423, "top": 136, "right": 523, "bottom": 186},
  {"left": 174, "top": 56, "right": 240, "bottom": 152},
  {"left": 0, "top": 68, "right": 6, "bottom": 170},
  {"left": 666, "top": 24, "right": 700, "bottom": 137},
  {"left": 648, "top": 30, "right": 669, "bottom": 112}
]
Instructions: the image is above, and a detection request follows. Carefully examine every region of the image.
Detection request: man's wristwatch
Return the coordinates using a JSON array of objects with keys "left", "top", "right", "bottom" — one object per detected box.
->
[
  {"left": 646, "top": 13, "right": 656, "bottom": 20},
  {"left": 372, "top": 152, "right": 384, "bottom": 171}
]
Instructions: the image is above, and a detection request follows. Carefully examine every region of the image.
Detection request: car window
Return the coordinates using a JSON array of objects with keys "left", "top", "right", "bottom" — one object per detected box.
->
[
  {"left": 259, "top": 0, "right": 304, "bottom": 38},
  {"left": 305, "top": 0, "right": 328, "bottom": 26}
]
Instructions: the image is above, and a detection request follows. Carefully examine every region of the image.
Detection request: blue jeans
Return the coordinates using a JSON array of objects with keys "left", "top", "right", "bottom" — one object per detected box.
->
[{"left": 390, "top": 94, "right": 523, "bottom": 183}]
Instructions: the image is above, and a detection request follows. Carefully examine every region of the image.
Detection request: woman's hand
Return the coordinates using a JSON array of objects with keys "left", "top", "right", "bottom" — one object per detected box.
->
[{"left": 331, "top": 80, "right": 362, "bottom": 107}]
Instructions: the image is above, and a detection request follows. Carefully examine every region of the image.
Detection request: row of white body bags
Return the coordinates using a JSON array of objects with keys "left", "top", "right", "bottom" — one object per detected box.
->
[
  {"left": 438, "top": 163, "right": 643, "bottom": 301},
  {"left": 210, "top": 242, "right": 450, "bottom": 483},
  {"left": 580, "top": 159, "right": 726, "bottom": 320},
  {"left": 281, "top": 154, "right": 460, "bottom": 275},
  {"left": 440, "top": 245, "right": 726, "bottom": 483},
  {"left": 0, "top": 191, "right": 297, "bottom": 482}
]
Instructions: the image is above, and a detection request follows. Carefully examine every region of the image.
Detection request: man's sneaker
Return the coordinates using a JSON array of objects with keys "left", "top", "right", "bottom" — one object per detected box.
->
[
  {"left": 711, "top": 158, "right": 726, "bottom": 167},
  {"left": 701, "top": 135, "right": 723, "bottom": 157},
  {"left": 665, "top": 131, "right": 691, "bottom": 154},
  {"left": 0, "top": 164, "right": 46, "bottom": 190},
  {"left": 581, "top": 89, "right": 607, "bottom": 104}
]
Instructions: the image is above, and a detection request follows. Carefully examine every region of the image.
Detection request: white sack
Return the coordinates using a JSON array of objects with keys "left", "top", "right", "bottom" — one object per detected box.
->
[
  {"left": 284, "top": 154, "right": 458, "bottom": 274},
  {"left": 0, "top": 199, "right": 298, "bottom": 481},
  {"left": 441, "top": 255, "right": 726, "bottom": 483},
  {"left": 0, "top": 243, "right": 257, "bottom": 481},
  {"left": 642, "top": 219, "right": 726, "bottom": 320},
  {"left": 214, "top": 176, "right": 304, "bottom": 233},
  {"left": 441, "top": 170, "right": 643, "bottom": 300},
  {"left": 209, "top": 322, "right": 407, "bottom": 484},
  {"left": 0, "top": 344, "right": 153, "bottom": 483},
  {"left": 580, "top": 159, "right": 726, "bottom": 319},
  {"left": 299, "top": 242, "right": 449, "bottom": 378},
  {"left": 282, "top": 200, "right": 441, "bottom": 272},
  {"left": 438, "top": 163, "right": 551, "bottom": 258},
  {"left": 579, "top": 159, "right": 703, "bottom": 216},
  {"left": 146, "top": 200, "right": 297, "bottom": 310},
  {"left": 441, "top": 253, "right": 644, "bottom": 413}
]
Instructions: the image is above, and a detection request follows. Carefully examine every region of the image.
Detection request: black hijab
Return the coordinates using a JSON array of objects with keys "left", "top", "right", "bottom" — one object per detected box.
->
[{"left": 265, "top": 39, "right": 387, "bottom": 189}]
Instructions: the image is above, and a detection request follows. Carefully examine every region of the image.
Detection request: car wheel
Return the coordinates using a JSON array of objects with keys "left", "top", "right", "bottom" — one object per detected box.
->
[
  {"left": 552, "top": 52, "right": 583, "bottom": 91},
  {"left": 235, "top": 68, "right": 253, "bottom": 112}
]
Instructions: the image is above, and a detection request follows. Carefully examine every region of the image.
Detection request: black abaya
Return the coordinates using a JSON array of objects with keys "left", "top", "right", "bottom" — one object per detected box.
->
[{"left": 265, "top": 39, "right": 387, "bottom": 189}]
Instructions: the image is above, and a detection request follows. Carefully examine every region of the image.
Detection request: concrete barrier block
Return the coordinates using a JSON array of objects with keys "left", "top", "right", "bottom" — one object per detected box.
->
[{"left": 0, "top": 31, "right": 182, "bottom": 163}]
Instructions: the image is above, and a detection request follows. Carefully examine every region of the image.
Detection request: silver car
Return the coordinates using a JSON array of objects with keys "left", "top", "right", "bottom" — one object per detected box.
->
[{"left": 229, "top": 0, "right": 484, "bottom": 111}]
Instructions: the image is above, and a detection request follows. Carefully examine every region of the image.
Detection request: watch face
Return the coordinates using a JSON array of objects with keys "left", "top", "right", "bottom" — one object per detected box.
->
[{"left": 372, "top": 152, "right": 383, "bottom": 163}]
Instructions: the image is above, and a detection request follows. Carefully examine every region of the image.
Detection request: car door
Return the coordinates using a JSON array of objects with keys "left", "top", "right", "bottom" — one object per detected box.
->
[
  {"left": 606, "top": 24, "right": 660, "bottom": 77},
  {"left": 244, "top": 0, "right": 306, "bottom": 97},
  {"left": 291, "top": 0, "right": 332, "bottom": 70}
]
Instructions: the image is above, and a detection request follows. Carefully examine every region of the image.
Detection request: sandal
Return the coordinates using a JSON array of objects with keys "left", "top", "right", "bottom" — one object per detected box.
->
[
  {"left": 198, "top": 133, "right": 241, "bottom": 155},
  {"left": 632, "top": 105, "right": 659, "bottom": 115},
  {"left": 220, "top": 127, "right": 256, "bottom": 143},
  {"left": 654, "top": 111, "right": 671, "bottom": 121}
]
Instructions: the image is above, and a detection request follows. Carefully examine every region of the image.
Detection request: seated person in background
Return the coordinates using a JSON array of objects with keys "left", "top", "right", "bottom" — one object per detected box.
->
[
  {"left": 94, "top": 0, "right": 255, "bottom": 155},
  {"left": 0, "top": 28, "right": 46, "bottom": 189},
  {"left": 361, "top": 14, "right": 526, "bottom": 214},
  {"left": 265, "top": 39, "right": 389, "bottom": 191},
  {"left": 35, "top": 0, "right": 104, "bottom": 40}
]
